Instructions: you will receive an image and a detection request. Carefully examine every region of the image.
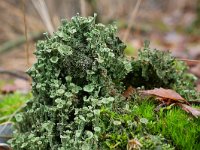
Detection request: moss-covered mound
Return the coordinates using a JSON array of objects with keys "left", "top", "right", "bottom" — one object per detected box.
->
[{"left": 10, "top": 15, "right": 199, "bottom": 150}]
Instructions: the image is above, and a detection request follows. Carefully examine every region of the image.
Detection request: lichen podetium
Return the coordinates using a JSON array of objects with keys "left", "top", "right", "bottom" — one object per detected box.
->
[{"left": 9, "top": 14, "right": 199, "bottom": 150}]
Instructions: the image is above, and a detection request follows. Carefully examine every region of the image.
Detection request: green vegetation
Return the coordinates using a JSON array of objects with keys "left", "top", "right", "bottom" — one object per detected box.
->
[
  {"left": 126, "top": 41, "right": 197, "bottom": 99},
  {"left": 98, "top": 98, "right": 174, "bottom": 150},
  {"left": 134, "top": 100, "right": 200, "bottom": 150},
  {"left": 10, "top": 14, "right": 131, "bottom": 150},
  {"left": 98, "top": 95, "right": 200, "bottom": 150},
  {"left": 0, "top": 93, "right": 30, "bottom": 123},
  {"left": 124, "top": 43, "right": 137, "bottom": 56},
  {"left": 8, "top": 14, "right": 200, "bottom": 150}
]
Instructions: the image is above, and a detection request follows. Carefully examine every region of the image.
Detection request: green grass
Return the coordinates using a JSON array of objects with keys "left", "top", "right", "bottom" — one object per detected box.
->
[
  {"left": 0, "top": 92, "right": 31, "bottom": 123},
  {"left": 133, "top": 100, "right": 200, "bottom": 150}
]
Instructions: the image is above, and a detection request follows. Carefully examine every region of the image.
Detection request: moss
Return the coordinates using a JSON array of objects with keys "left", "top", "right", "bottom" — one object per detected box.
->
[
  {"left": 133, "top": 99, "right": 200, "bottom": 150},
  {"left": 155, "top": 106, "right": 200, "bottom": 150},
  {"left": 98, "top": 98, "right": 174, "bottom": 150}
]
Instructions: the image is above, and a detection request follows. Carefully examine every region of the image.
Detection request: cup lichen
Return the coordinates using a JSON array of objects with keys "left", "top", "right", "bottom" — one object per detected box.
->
[{"left": 9, "top": 14, "right": 198, "bottom": 150}]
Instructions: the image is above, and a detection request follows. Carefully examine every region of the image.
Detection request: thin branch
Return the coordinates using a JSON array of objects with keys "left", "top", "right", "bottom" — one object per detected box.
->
[
  {"left": 123, "top": 0, "right": 142, "bottom": 42},
  {"left": 80, "top": 0, "right": 87, "bottom": 17},
  {"left": 0, "top": 32, "right": 42, "bottom": 53},
  {"left": 0, "top": 68, "right": 30, "bottom": 81},
  {"left": 31, "top": 0, "right": 54, "bottom": 35},
  {"left": 22, "top": 0, "right": 30, "bottom": 67},
  {"left": 178, "top": 58, "right": 200, "bottom": 64},
  {"left": 189, "top": 100, "right": 200, "bottom": 105}
]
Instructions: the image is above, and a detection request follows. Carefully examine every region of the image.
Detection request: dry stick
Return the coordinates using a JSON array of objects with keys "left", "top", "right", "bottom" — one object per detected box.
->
[
  {"left": 122, "top": 0, "right": 142, "bottom": 42},
  {"left": 31, "top": 0, "right": 54, "bottom": 35},
  {"left": 0, "top": 32, "right": 42, "bottom": 53},
  {"left": 189, "top": 100, "right": 200, "bottom": 105},
  {"left": 80, "top": 0, "right": 87, "bottom": 17},
  {"left": 22, "top": 0, "right": 30, "bottom": 67},
  {"left": 0, "top": 0, "right": 43, "bottom": 31},
  {"left": 178, "top": 58, "right": 200, "bottom": 64},
  {"left": 0, "top": 68, "right": 29, "bottom": 81}
]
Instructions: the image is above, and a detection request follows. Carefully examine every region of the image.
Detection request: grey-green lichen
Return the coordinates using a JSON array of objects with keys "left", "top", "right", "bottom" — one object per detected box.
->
[
  {"left": 10, "top": 14, "right": 132, "bottom": 150},
  {"left": 9, "top": 14, "right": 197, "bottom": 150},
  {"left": 125, "top": 41, "right": 198, "bottom": 99}
]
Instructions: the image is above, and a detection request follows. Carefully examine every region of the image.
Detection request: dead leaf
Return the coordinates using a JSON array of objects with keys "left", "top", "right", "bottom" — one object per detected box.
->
[
  {"left": 139, "top": 88, "right": 189, "bottom": 104},
  {"left": 127, "top": 139, "right": 142, "bottom": 150},
  {"left": 140, "top": 88, "right": 200, "bottom": 118},
  {"left": 178, "top": 103, "right": 200, "bottom": 118},
  {"left": 123, "top": 86, "right": 135, "bottom": 98},
  {"left": 0, "top": 84, "right": 17, "bottom": 94},
  {"left": 0, "top": 143, "right": 11, "bottom": 150},
  {"left": 188, "top": 100, "right": 200, "bottom": 105},
  {"left": 0, "top": 79, "right": 31, "bottom": 94}
]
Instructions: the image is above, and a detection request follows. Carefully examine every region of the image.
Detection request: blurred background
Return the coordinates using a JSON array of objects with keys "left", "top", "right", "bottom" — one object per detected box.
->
[{"left": 0, "top": 0, "right": 200, "bottom": 94}]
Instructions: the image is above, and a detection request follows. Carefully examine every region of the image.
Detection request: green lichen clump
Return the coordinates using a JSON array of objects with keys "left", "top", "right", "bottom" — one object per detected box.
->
[
  {"left": 126, "top": 41, "right": 197, "bottom": 99},
  {"left": 10, "top": 15, "right": 198, "bottom": 150},
  {"left": 10, "top": 14, "right": 132, "bottom": 150}
]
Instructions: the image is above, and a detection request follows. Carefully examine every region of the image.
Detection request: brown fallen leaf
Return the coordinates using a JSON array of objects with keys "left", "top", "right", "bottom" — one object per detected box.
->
[
  {"left": 178, "top": 103, "right": 200, "bottom": 118},
  {"left": 127, "top": 139, "right": 142, "bottom": 150},
  {"left": 0, "top": 84, "right": 17, "bottom": 94},
  {"left": 0, "top": 79, "right": 31, "bottom": 95},
  {"left": 188, "top": 100, "right": 200, "bottom": 105},
  {"left": 139, "top": 88, "right": 189, "bottom": 104},
  {"left": 123, "top": 86, "right": 135, "bottom": 99},
  {"left": 0, "top": 143, "right": 11, "bottom": 150},
  {"left": 139, "top": 87, "right": 200, "bottom": 118}
]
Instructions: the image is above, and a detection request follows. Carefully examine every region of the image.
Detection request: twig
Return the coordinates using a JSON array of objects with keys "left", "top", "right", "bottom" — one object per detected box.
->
[
  {"left": 0, "top": 0, "right": 43, "bottom": 32},
  {"left": 123, "top": 0, "right": 142, "bottom": 42},
  {"left": 31, "top": 0, "right": 54, "bottom": 35},
  {"left": 0, "top": 32, "right": 42, "bottom": 53},
  {"left": 0, "top": 68, "right": 30, "bottom": 81},
  {"left": 178, "top": 58, "right": 200, "bottom": 64},
  {"left": 189, "top": 100, "right": 200, "bottom": 105},
  {"left": 80, "top": 0, "right": 87, "bottom": 17},
  {"left": 22, "top": 0, "right": 30, "bottom": 67}
]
